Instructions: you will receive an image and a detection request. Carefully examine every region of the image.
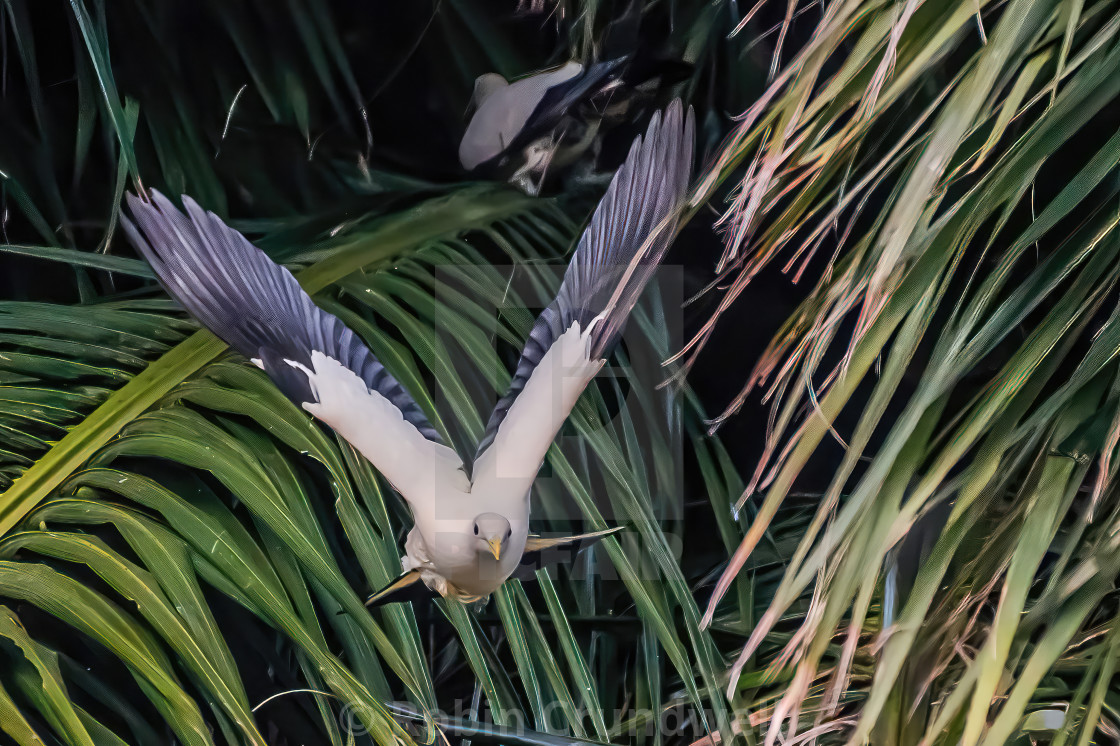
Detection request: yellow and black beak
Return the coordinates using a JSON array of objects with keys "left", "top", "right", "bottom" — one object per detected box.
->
[{"left": 485, "top": 538, "right": 502, "bottom": 561}]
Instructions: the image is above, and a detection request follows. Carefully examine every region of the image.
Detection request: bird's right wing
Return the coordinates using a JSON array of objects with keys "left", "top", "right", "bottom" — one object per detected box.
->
[
  {"left": 122, "top": 191, "right": 464, "bottom": 502},
  {"left": 470, "top": 100, "right": 694, "bottom": 497}
]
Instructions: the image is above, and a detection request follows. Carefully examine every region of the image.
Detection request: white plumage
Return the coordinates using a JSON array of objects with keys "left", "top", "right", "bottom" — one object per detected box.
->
[
  {"left": 123, "top": 100, "right": 694, "bottom": 606},
  {"left": 459, "top": 61, "right": 585, "bottom": 171},
  {"left": 458, "top": 58, "right": 630, "bottom": 194}
]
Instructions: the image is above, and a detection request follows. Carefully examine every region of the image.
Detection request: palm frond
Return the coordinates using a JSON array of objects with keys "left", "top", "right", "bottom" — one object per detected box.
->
[{"left": 691, "top": 0, "right": 1120, "bottom": 743}]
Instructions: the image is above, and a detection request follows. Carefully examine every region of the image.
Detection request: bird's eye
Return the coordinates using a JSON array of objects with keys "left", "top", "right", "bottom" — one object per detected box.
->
[
  {"left": 505, "top": 529, "right": 512, "bottom": 539},
  {"left": 473, "top": 525, "right": 479, "bottom": 535}
]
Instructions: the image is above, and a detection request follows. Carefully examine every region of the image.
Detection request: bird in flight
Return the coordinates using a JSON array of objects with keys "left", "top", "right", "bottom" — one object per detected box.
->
[{"left": 123, "top": 100, "right": 694, "bottom": 607}]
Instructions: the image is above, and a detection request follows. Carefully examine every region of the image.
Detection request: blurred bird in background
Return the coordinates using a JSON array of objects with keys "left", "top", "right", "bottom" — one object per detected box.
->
[{"left": 459, "top": 0, "right": 690, "bottom": 195}]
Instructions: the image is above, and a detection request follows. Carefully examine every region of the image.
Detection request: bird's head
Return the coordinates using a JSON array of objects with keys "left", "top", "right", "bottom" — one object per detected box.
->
[{"left": 472, "top": 512, "right": 513, "bottom": 561}]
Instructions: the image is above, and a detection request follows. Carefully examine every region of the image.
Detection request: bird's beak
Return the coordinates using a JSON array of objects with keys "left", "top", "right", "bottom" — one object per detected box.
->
[{"left": 485, "top": 538, "right": 502, "bottom": 561}]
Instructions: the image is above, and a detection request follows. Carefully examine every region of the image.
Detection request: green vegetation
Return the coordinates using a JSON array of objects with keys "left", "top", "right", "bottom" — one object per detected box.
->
[{"left": 3, "top": 1, "right": 1120, "bottom": 744}]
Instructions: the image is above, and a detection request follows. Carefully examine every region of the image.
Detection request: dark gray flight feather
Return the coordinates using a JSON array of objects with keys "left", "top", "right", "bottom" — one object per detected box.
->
[
  {"left": 474, "top": 99, "right": 694, "bottom": 461},
  {"left": 122, "top": 190, "right": 442, "bottom": 444}
]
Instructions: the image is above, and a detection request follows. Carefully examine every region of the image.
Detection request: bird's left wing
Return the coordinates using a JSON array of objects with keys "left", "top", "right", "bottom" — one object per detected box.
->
[
  {"left": 122, "top": 191, "right": 463, "bottom": 501},
  {"left": 469, "top": 100, "right": 694, "bottom": 498}
]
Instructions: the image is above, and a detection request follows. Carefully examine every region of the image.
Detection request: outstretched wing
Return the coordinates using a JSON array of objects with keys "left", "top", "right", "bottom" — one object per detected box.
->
[
  {"left": 514, "top": 526, "right": 624, "bottom": 577},
  {"left": 122, "top": 191, "right": 463, "bottom": 501},
  {"left": 470, "top": 100, "right": 694, "bottom": 496},
  {"left": 466, "top": 58, "right": 626, "bottom": 175}
]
